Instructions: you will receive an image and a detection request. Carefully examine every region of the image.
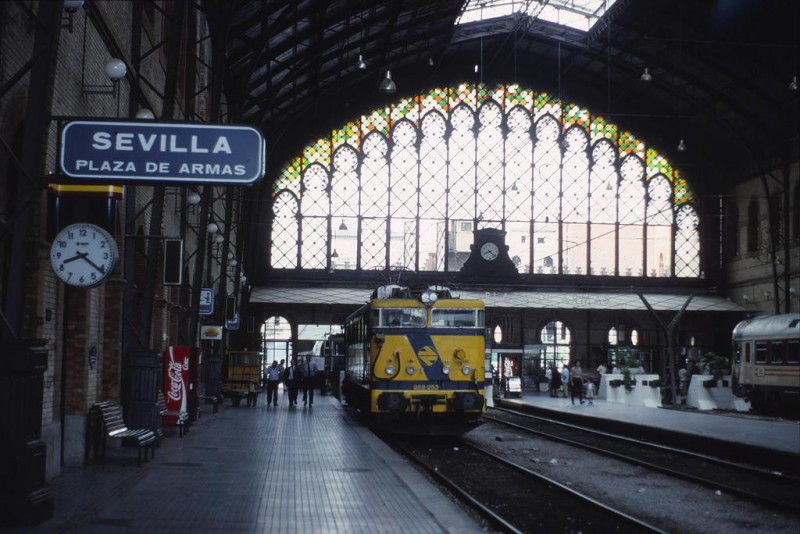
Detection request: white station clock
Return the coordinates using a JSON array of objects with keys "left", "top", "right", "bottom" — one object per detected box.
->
[
  {"left": 480, "top": 242, "right": 499, "bottom": 261},
  {"left": 50, "top": 223, "right": 118, "bottom": 288}
]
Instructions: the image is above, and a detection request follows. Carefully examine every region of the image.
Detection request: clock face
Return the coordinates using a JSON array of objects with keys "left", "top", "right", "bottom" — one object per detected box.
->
[
  {"left": 50, "top": 223, "right": 118, "bottom": 288},
  {"left": 480, "top": 242, "right": 500, "bottom": 261}
]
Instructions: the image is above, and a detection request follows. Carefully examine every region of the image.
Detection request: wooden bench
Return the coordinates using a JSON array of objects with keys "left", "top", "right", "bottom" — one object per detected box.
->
[
  {"left": 157, "top": 391, "right": 189, "bottom": 437},
  {"left": 88, "top": 401, "right": 157, "bottom": 466}
]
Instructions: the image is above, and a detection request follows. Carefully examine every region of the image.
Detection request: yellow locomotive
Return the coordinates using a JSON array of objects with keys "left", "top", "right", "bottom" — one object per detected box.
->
[{"left": 342, "top": 285, "right": 486, "bottom": 433}]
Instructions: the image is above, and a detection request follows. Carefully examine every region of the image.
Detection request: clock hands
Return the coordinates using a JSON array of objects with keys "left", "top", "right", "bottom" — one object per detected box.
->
[
  {"left": 76, "top": 251, "right": 107, "bottom": 274},
  {"left": 61, "top": 251, "right": 106, "bottom": 273}
]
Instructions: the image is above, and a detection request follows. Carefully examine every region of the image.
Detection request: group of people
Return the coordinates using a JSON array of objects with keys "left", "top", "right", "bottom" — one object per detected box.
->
[
  {"left": 264, "top": 354, "right": 319, "bottom": 407},
  {"left": 547, "top": 361, "right": 593, "bottom": 405}
]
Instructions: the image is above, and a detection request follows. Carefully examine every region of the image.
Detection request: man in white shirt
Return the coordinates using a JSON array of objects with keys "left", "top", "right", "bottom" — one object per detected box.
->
[{"left": 265, "top": 360, "right": 282, "bottom": 406}]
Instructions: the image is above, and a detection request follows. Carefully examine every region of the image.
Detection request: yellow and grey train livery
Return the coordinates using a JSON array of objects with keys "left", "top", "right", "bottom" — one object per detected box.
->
[{"left": 342, "top": 285, "right": 486, "bottom": 433}]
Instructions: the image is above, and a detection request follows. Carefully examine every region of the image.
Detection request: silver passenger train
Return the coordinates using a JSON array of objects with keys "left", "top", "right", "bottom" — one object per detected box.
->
[{"left": 732, "top": 313, "right": 800, "bottom": 412}]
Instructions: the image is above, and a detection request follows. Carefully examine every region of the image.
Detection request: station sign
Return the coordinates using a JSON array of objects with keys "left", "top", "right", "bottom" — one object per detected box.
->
[
  {"left": 199, "top": 288, "right": 214, "bottom": 315},
  {"left": 59, "top": 120, "right": 266, "bottom": 185}
]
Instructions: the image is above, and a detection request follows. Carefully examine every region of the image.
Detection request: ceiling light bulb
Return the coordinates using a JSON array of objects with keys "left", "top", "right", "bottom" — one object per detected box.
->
[
  {"left": 640, "top": 67, "right": 652, "bottom": 82},
  {"left": 207, "top": 222, "right": 219, "bottom": 234},
  {"left": 356, "top": 54, "right": 367, "bottom": 70},
  {"left": 135, "top": 108, "right": 155, "bottom": 119},
  {"left": 790, "top": 76, "right": 798, "bottom": 90},
  {"left": 677, "top": 139, "right": 687, "bottom": 152},
  {"left": 214, "top": 233, "right": 224, "bottom": 244},
  {"left": 379, "top": 70, "right": 396, "bottom": 93}
]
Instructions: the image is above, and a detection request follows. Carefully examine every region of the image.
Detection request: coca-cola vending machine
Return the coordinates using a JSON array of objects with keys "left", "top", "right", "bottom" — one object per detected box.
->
[{"left": 163, "top": 346, "right": 199, "bottom": 425}]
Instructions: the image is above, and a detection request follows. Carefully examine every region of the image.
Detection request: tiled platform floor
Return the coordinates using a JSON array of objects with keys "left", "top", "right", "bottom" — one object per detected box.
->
[{"left": 18, "top": 394, "right": 483, "bottom": 533}]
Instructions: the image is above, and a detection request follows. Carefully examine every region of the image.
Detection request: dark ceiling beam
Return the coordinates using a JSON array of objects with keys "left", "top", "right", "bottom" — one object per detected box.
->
[{"left": 241, "top": 6, "right": 455, "bottom": 124}]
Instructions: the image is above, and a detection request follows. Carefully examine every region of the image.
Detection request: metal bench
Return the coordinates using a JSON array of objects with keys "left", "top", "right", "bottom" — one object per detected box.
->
[{"left": 88, "top": 401, "right": 157, "bottom": 466}]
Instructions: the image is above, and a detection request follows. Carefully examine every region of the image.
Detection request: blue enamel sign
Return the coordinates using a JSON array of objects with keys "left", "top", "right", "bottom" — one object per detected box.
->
[
  {"left": 60, "top": 121, "right": 265, "bottom": 185},
  {"left": 199, "top": 288, "right": 214, "bottom": 315}
]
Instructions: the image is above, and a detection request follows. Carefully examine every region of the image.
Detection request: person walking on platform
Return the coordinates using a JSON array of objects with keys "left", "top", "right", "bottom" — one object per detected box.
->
[
  {"left": 265, "top": 360, "right": 282, "bottom": 406},
  {"left": 301, "top": 354, "right": 319, "bottom": 407},
  {"left": 549, "top": 365, "right": 561, "bottom": 397},
  {"left": 561, "top": 364, "right": 570, "bottom": 398},
  {"left": 571, "top": 361, "right": 585, "bottom": 404},
  {"left": 284, "top": 357, "right": 300, "bottom": 406}
]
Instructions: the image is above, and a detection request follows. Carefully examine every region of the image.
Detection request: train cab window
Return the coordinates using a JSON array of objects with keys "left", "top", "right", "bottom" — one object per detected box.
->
[
  {"left": 376, "top": 308, "right": 426, "bottom": 327},
  {"left": 787, "top": 340, "right": 800, "bottom": 364},
  {"left": 754, "top": 341, "right": 768, "bottom": 363},
  {"left": 770, "top": 341, "right": 784, "bottom": 364},
  {"left": 431, "top": 308, "right": 485, "bottom": 328}
]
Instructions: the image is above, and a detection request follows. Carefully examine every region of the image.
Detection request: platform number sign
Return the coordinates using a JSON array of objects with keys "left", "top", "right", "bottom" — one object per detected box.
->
[{"left": 199, "top": 288, "right": 214, "bottom": 315}]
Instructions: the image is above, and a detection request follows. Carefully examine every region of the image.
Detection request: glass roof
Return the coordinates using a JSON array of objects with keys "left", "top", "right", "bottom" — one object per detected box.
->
[
  {"left": 457, "top": 0, "right": 618, "bottom": 32},
  {"left": 250, "top": 287, "right": 751, "bottom": 313}
]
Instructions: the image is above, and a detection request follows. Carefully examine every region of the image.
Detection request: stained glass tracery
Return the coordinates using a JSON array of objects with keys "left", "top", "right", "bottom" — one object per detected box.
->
[{"left": 272, "top": 83, "right": 699, "bottom": 278}]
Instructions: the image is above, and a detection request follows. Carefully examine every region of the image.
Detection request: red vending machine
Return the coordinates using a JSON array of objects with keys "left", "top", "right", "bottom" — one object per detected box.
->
[{"left": 163, "top": 346, "right": 199, "bottom": 425}]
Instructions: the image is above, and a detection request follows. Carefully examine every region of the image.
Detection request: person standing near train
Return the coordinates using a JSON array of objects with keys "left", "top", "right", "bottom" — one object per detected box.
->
[
  {"left": 283, "top": 357, "right": 300, "bottom": 407},
  {"left": 571, "top": 361, "right": 585, "bottom": 405},
  {"left": 301, "top": 353, "right": 318, "bottom": 407},
  {"left": 549, "top": 365, "right": 562, "bottom": 397},
  {"left": 265, "top": 360, "right": 282, "bottom": 406}
]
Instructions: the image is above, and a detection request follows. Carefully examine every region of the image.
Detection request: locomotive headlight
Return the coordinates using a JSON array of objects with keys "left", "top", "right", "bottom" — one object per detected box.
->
[
  {"left": 405, "top": 364, "right": 416, "bottom": 375},
  {"left": 385, "top": 364, "right": 396, "bottom": 375},
  {"left": 420, "top": 289, "right": 438, "bottom": 306},
  {"left": 461, "top": 365, "right": 472, "bottom": 376},
  {"left": 442, "top": 365, "right": 451, "bottom": 375}
]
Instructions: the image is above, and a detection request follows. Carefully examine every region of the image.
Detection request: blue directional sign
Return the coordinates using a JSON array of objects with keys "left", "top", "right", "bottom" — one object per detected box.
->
[
  {"left": 60, "top": 121, "right": 266, "bottom": 185},
  {"left": 199, "top": 288, "right": 214, "bottom": 315}
]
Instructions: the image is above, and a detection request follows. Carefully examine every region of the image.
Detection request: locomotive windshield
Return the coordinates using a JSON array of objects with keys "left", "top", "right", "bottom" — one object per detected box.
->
[
  {"left": 370, "top": 307, "right": 427, "bottom": 327},
  {"left": 431, "top": 308, "right": 485, "bottom": 328}
]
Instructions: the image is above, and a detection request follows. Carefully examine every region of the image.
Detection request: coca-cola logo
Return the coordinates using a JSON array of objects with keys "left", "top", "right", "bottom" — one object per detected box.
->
[{"left": 167, "top": 354, "right": 189, "bottom": 402}]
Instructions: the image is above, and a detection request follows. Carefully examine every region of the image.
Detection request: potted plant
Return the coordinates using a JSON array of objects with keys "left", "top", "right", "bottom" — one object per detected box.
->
[
  {"left": 622, "top": 355, "right": 639, "bottom": 392},
  {"left": 700, "top": 352, "right": 730, "bottom": 388}
]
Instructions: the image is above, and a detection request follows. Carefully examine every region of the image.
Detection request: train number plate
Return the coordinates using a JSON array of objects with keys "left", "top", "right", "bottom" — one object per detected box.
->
[{"left": 412, "top": 384, "right": 441, "bottom": 391}]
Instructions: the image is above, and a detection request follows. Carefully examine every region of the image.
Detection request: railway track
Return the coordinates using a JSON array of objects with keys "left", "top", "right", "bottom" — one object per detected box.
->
[
  {"left": 392, "top": 436, "right": 666, "bottom": 534},
  {"left": 485, "top": 406, "right": 800, "bottom": 514}
]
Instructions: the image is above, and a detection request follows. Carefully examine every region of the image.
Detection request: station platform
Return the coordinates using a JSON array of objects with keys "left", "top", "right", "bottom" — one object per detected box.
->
[
  {"left": 494, "top": 390, "right": 800, "bottom": 472},
  {"left": 17, "top": 394, "right": 483, "bottom": 534}
]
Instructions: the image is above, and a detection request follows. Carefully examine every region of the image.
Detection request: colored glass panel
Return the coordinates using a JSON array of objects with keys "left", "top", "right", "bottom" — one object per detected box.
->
[{"left": 268, "top": 82, "right": 698, "bottom": 279}]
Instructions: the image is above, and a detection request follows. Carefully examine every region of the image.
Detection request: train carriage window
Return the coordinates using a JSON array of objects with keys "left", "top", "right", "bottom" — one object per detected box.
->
[
  {"left": 787, "top": 339, "right": 800, "bottom": 364},
  {"left": 770, "top": 341, "right": 784, "bottom": 364},
  {"left": 754, "top": 341, "right": 768, "bottom": 363},
  {"left": 744, "top": 343, "right": 750, "bottom": 363}
]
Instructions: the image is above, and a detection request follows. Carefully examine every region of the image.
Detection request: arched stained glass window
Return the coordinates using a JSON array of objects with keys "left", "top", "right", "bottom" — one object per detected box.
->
[
  {"left": 271, "top": 83, "right": 699, "bottom": 278},
  {"left": 271, "top": 191, "right": 299, "bottom": 269}
]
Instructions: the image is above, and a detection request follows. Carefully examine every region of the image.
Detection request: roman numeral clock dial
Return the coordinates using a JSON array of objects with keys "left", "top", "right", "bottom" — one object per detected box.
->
[{"left": 50, "top": 223, "right": 118, "bottom": 288}]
